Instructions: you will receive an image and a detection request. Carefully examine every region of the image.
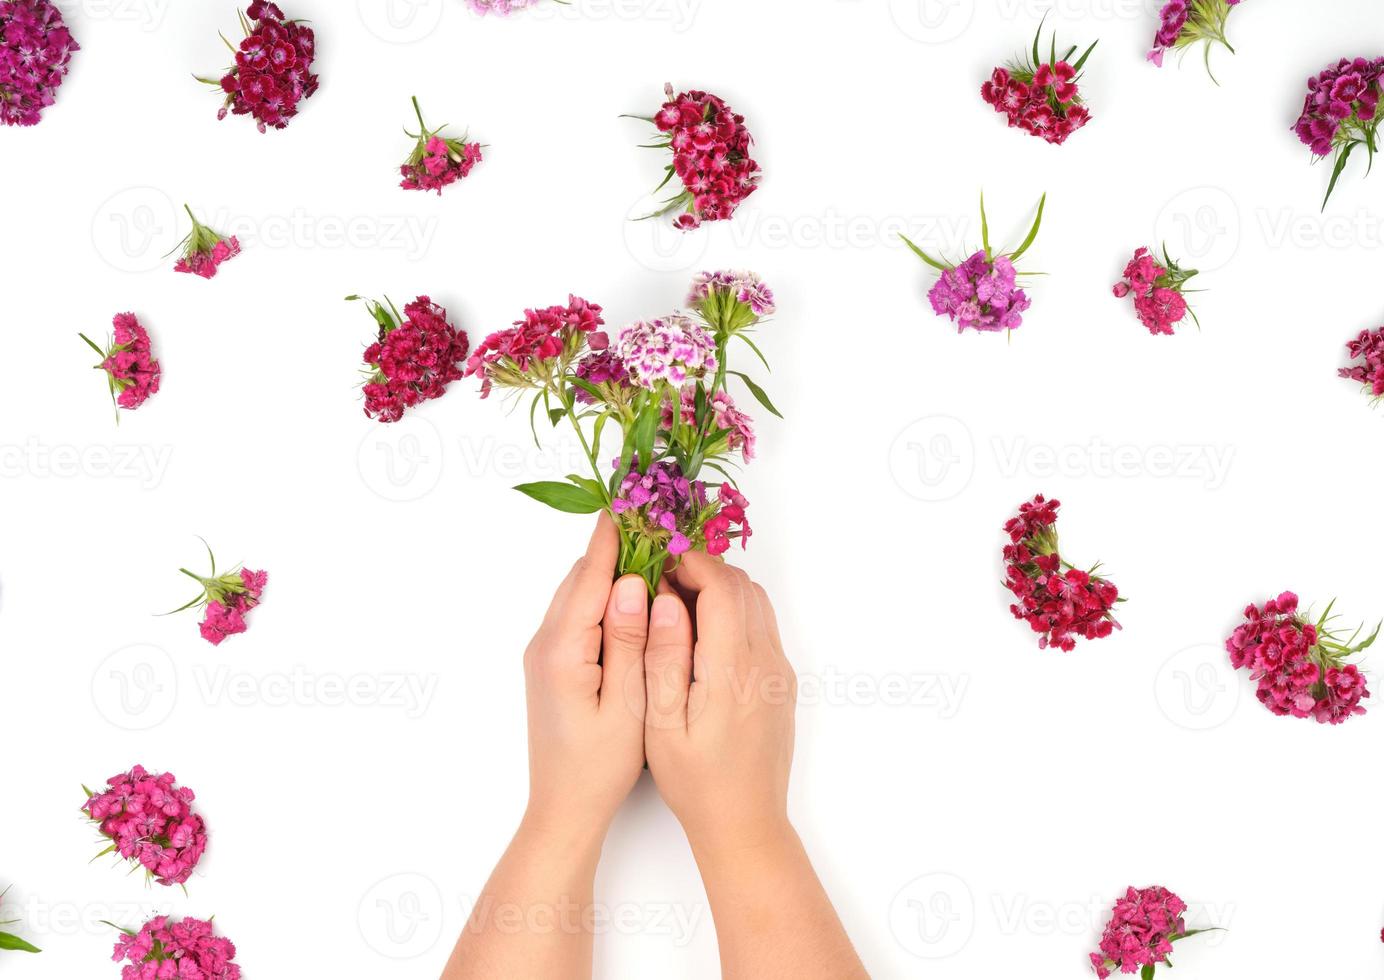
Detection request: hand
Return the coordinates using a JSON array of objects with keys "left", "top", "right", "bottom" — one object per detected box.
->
[
  {"left": 522, "top": 513, "right": 648, "bottom": 841},
  {"left": 642, "top": 552, "right": 797, "bottom": 858}
]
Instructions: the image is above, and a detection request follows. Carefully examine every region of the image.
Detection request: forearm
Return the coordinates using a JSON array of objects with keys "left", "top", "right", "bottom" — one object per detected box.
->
[
  {"left": 691, "top": 823, "right": 869, "bottom": 980},
  {"left": 440, "top": 813, "right": 607, "bottom": 980}
]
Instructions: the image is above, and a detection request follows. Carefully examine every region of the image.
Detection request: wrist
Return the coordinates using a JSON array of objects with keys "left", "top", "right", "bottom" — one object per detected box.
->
[
  {"left": 686, "top": 815, "right": 798, "bottom": 875},
  {"left": 517, "top": 805, "right": 610, "bottom": 867}
]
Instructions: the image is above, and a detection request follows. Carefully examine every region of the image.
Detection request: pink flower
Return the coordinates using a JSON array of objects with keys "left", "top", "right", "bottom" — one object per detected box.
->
[
  {"left": 174, "top": 206, "right": 241, "bottom": 280},
  {"left": 81, "top": 314, "right": 161, "bottom": 418},
  {"left": 929, "top": 251, "right": 1031, "bottom": 333},
  {"left": 1339, "top": 323, "right": 1384, "bottom": 399},
  {"left": 466, "top": 296, "right": 605, "bottom": 398},
  {"left": 204, "top": 1, "right": 316, "bottom": 132},
  {"left": 1112, "top": 246, "right": 1199, "bottom": 334},
  {"left": 0, "top": 0, "right": 79, "bottom": 127},
  {"left": 171, "top": 542, "right": 269, "bottom": 646},
  {"left": 400, "top": 97, "right": 484, "bottom": 194},
  {"left": 981, "top": 26, "right": 1095, "bottom": 146},
  {"left": 83, "top": 766, "right": 207, "bottom": 888},
  {"left": 112, "top": 915, "right": 240, "bottom": 979},
  {"left": 1090, "top": 886, "right": 1190, "bottom": 978},
  {"left": 359, "top": 296, "right": 469, "bottom": 423}
]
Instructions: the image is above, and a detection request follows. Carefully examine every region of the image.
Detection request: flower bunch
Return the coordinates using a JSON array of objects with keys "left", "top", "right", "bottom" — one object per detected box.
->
[
  {"left": 1293, "top": 58, "right": 1384, "bottom": 209},
  {"left": 1226, "top": 591, "right": 1377, "bottom": 725},
  {"left": 1090, "top": 886, "right": 1218, "bottom": 978},
  {"left": 981, "top": 18, "right": 1096, "bottom": 145},
  {"left": 353, "top": 295, "right": 469, "bottom": 423},
  {"left": 198, "top": 1, "right": 317, "bottom": 133},
  {"left": 0, "top": 885, "right": 40, "bottom": 954},
  {"left": 1112, "top": 246, "right": 1201, "bottom": 335},
  {"left": 80, "top": 314, "right": 162, "bottom": 420},
  {"left": 463, "top": 0, "right": 547, "bottom": 13},
  {"left": 1339, "top": 323, "right": 1384, "bottom": 402},
  {"left": 0, "top": 0, "right": 78, "bottom": 127},
  {"left": 902, "top": 193, "right": 1046, "bottom": 334},
  {"left": 400, "top": 96, "right": 483, "bottom": 194},
  {"left": 1003, "top": 494, "right": 1121, "bottom": 651},
  {"left": 173, "top": 205, "right": 241, "bottom": 280},
  {"left": 1148, "top": 0, "right": 1244, "bottom": 79},
  {"left": 631, "top": 84, "right": 761, "bottom": 230},
  {"left": 469, "top": 272, "right": 778, "bottom": 590},
  {"left": 83, "top": 766, "right": 207, "bottom": 888},
  {"left": 166, "top": 540, "right": 268, "bottom": 646},
  {"left": 111, "top": 916, "right": 240, "bottom": 980}
]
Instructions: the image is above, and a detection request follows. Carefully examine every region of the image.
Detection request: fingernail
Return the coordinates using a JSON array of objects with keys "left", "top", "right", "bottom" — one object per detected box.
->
[
  {"left": 651, "top": 595, "right": 680, "bottom": 627},
  {"left": 616, "top": 576, "right": 646, "bottom": 615}
]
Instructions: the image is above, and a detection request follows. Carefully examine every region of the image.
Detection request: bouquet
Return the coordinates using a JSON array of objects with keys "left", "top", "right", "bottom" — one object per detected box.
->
[
  {"left": 1293, "top": 58, "right": 1383, "bottom": 209},
  {"left": 1090, "top": 886, "right": 1219, "bottom": 978},
  {"left": 1003, "top": 494, "right": 1122, "bottom": 651},
  {"left": 981, "top": 17, "right": 1096, "bottom": 145},
  {"left": 0, "top": 0, "right": 78, "bottom": 127},
  {"left": 400, "top": 97, "right": 484, "bottom": 194},
  {"left": 198, "top": 1, "right": 317, "bottom": 133},
  {"left": 630, "top": 84, "right": 761, "bottom": 231},
  {"left": 901, "top": 193, "right": 1046, "bottom": 334},
  {"left": 352, "top": 294, "right": 469, "bottom": 422},
  {"left": 174, "top": 205, "right": 241, "bottom": 279},
  {"left": 110, "top": 916, "right": 239, "bottom": 979},
  {"left": 466, "top": 272, "right": 777, "bottom": 591},
  {"left": 1148, "top": 0, "right": 1244, "bottom": 80},
  {"left": 0, "top": 886, "right": 40, "bottom": 953},
  {"left": 1226, "top": 591, "right": 1376, "bottom": 725},
  {"left": 1340, "top": 323, "right": 1384, "bottom": 403},
  {"left": 1111, "top": 246, "right": 1201, "bottom": 335},
  {"left": 166, "top": 540, "right": 268, "bottom": 646},
  {"left": 80, "top": 314, "right": 162, "bottom": 420},
  {"left": 83, "top": 766, "right": 207, "bottom": 888}
]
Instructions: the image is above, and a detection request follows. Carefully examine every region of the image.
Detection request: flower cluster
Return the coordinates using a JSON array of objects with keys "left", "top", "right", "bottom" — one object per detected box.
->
[
  {"left": 474, "top": 272, "right": 775, "bottom": 590},
  {"left": 1003, "top": 494, "right": 1121, "bottom": 651},
  {"left": 173, "top": 205, "right": 241, "bottom": 280},
  {"left": 635, "top": 84, "right": 761, "bottom": 230},
  {"left": 1226, "top": 592, "right": 1377, "bottom": 724},
  {"left": 466, "top": 296, "right": 605, "bottom": 398},
  {"left": 201, "top": 1, "right": 317, "bottom": 133},
  {"left": 80, "top": 314, "right": 162, "bottom": 419},
  {"left": 1294, "top": 57, "right": 1384, "bottom": 208},
  {"left": 1090, "top": 886, "right": 1202, "bottom": 978},
  {"left": 355, "top": 295, "right": 469, "bottom": 423},
  {"left": 1339, "top": 324, "right": 1384, "bottom": 402},
  {"left": 1112, "top": 246, "right": 1201, "bottom": 335},
  {"left": 903, "top": 194, "right": 1045, "bottom": 334},
  {"left": 1149, "top": 0, "right": 1243, "bottom": 77},
  {"left": 0, "top": 0, "right": 78, "bottom": 127},
  {"left": 83, "top": 766, "right": 207, "bottom": 888},
  {"left": 400, "top": 97, "right": 484, "bottom": 194},
  {"left": 112, "top": 916, "right": 240, "bottom": 980},
  {"left": 981, "top": 21, "right": 1096, "bottom": 145},
  {"left": 0, "top": 884, "right": 40, "bottom": 954},
  {"left": 463, "top": 0, "right": 543, "bottom": 13},
  {"left": 168, "top": 541, "right": 268, "bottom": 646}
]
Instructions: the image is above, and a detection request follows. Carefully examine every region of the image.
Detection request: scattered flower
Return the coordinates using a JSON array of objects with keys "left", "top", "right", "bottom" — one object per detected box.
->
[
  {"left": 1294, "top": 57, "right": 1384, "bottom": 209},
  {"left": 198, "top": 1, "right": 317, "bottom": 132},
  {"left": 466, "top": 296, "right": 604, "bottom": 399},
  {"left": 111, "top": 916, "right": 240, "bottom": 979},
  {"left": 1149, "top": 0, "right": 1245, "bottom": 80},
  {"left": 1090, "top": 886, "right": 1218, "bottom": 978},
  {"left": 83, "top": 766, "right": 207, "bottom": 888},
  {"left": 79, "top": 313, "right": 161, "bottom": 420},
  {"left": 400, "top": 96, "right": 483, "bottom": 194},
  {"left": 166, "top": 539, "right": 268, "bottom": 646},
  {"left": 982, "top": 17, "right": 1097, "bottom": 145},
  {"left": 902, "top": 193, "right": 1046, "bottom": 334},
  {"left": 630, "top": 83, "right": 761, "bottom": 230},
  {"left": 173, "top": 205, "right": 241, "bottom": 279},
  {"left": 1226, "top": 591, "right": 1377, "bottom": 724},
  {"left": 353, "top": 294, "right": 469, "bottom": 422},
  {"left": 463, "top": 0, "right": 545, "bottom": 13},
  {"left": 1112, "top": 246, "right": 1201, "bottom": 334},
  {"left": 1340, "top": 323, "right": 1384, "bottom": 403},
  {"left": 0, "top": 0, "right": 78, "bottom": 127},
  {"left": 1003, "top": 494, "right": 1121, "bottom": 651}
]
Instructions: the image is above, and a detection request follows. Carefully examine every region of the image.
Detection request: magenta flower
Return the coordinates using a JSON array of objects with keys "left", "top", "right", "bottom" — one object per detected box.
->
[
  {"left": 400, "top": 97, "right": 484, "bottom": 195},
  {"left": 111, "top": 916, "right": 240, "bottom": 979},
  {"left": 616, "top": 315, "right": 719, "bottom": 388},
  {"left": 0, "top": 0, "right": 78, "bottom": 127},
  {"left": 174, "top": 205, "right": 241, "bottom": 280},
  {"left": 198, "top": 1, "right": 317, "bottom": 132},
  {"left": 356, "top": 295, "right": 469, "bottom": 423},
  {"left": 1148, "top": 0, "right": 1244, "bottom": 78},
  {"left": 83, "top": 766, "right": 207, "bottom": 888},
  {"left": 1340, "top": 323, "right": 1384, "bottom": 401},
  {"left": 79, "top": 313, "right": 162, "bottom": 420},
  {"left": 1294, "top": 57, "right": 1384, "bottom": 208},
  {"left": 1089, "top": 886, "right": 1215, "bottom": 978},
  {"left": 1112, "top": 246, "right": 1201, "bottom": 335},
  {"left": 166, "top": 540, "right": 269, "bottom": 646}
]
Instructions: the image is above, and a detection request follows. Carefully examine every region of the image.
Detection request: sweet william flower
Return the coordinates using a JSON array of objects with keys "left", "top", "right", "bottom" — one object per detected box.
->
[
  {"left": 466, "top": 296, "right": 605, "bottom": 398},
  {"left": 400, "top": 97, "right": 484, "bottom": 194},
  {"left": 463, "top": 0, "right": 545, "bottom": 13},
  {"left": 1148, "top": 0, "right": 1245, "bottom": 80},
  {"left": 111, "top": 916, "right": 240, "bottom": 979},
  {"left": 355, "top": 295, "right": 469, "bottom": 423},
  {"left": 1294, "top": 57, "right": 1384, "bottom": 208},
  {"left": 0, "top": 0, "right": 78, "bottom": 127},
  {"left": 1339, "top": 323, "right": 1384, "bottom": 402},
  {"left": 166, "top": 540, "right": 268, "bottom": 646},
  {"left": 83, "top": 766, "right": 207, "bottom": 888},
  {"left": 1089, "top": 886, "right": 1218, "bottom": 978},
  {"left": 616, "top": 315, "right": 719, "bottom": 388},
  {"left": 981, "top": 20, "right": 1097, "bottom": 145},
  {"left": 173, "top": 205, "right": 241, "bottom": 280},
  {"left": 1112, "top": 246, "right": 1201, "bottom": 335},
  {"left": 198, "top": 1, "right": 317, "bottom": 132},
  {"left": 80, "top": 314, "right": 161, "bottom": 420}
]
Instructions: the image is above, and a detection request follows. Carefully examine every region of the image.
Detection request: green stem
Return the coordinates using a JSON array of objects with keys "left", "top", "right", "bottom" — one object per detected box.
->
[
  {"left": 411, "top": 95, "right": 427, "bottom": 134},
  {"left": 79, "top": 333, "right": 107, "bottom": 359}
]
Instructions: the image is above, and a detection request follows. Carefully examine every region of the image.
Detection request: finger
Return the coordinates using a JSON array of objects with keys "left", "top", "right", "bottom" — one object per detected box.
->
[
  {"left": 544, "top": 513, "right": 620, "bottom": 636},
  {"left": 644, "top": 587, "right": 693, "bottom": 733},
  {"left": 751, "top": 582, "right": 785, "bottom": 659},
  {"left": 666, "top": 551, "right": 749, "bottom": 656},
  {"left": 600, "top": 575, "right": 649, "bottom": 719}
]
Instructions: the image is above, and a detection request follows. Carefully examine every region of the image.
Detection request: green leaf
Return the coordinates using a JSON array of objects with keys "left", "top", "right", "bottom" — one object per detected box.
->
[
  {"left": 0, "top": 931, "right": 41, "bottom": 953},
  {"left": 633, "top": 399, "right": 659, "bottom": 468},
  {"left": 729, "top": 371, "right": 784, "bottom": 419},
  {"left": 1073, "top": 38, "right": 1099, "bottom": 73},
  {"left": 1140, "top": 965, "right": 1155, "bottom": 980},
  {"left": 1322, "top": 142, "right": 1355, "bottom": 211},
  {"left": 513, "top": 481, "right": 604, "bottom": 515},
  {"left": 736, "top": 333, "right": 772, "bottom": 372},
  {"left": 979, "top": 190, "right": 991, "bottom": 256},
  {"left": 899, "top": 233, "right": 947, "bottom": 270},
  {"left": 1008, "top": 192, "right": 1047, "bottom": 263},
  {"left": 568, "top": 377, "right": 605, "bottom": 404},
  {"left": 566, "top": 474, "right": 607, "bottom": 501},
  {"left": 1032, "top": 10, "right": 1046, "bottom": 66},
  {"left": 548, "top": 408, "right": 567, "bottom": 427},
  {"left": 528, "top": 391, "right": 544, "bottom": 450}
]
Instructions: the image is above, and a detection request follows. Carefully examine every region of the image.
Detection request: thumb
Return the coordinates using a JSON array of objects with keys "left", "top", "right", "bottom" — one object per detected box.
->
[
  {"left": 600, "top": 575, "right": 649, "bottom": 721},
  {"left": 644, "top": 588, "right": 693, "bottom": 733}
]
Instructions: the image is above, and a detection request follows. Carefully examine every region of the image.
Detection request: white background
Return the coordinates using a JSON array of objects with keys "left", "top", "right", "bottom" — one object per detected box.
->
[{"left": 3, "top": 0, "right": 1384, "bottom": 977}]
